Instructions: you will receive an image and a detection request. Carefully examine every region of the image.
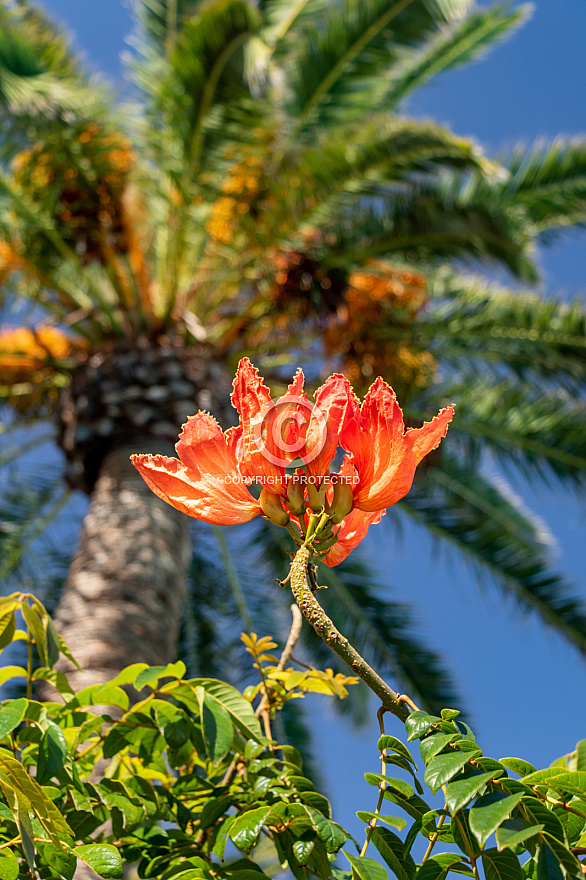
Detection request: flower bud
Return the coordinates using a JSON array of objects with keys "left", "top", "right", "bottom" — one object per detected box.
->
[
  {"left": 329, "top": 480, "right": 354, "bottom": 524},
  {"left": 259, "top": 488, "right": 290, "bottom": 527},
  {"left": 307, "top": 480, "right": 327, "bottom": 512},
  {"left": 286, "top": 480, "right": 305, "bottom": 516}
]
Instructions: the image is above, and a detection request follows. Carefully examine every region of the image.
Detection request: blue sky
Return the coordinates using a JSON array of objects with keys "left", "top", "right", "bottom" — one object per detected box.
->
[{"left": 36, "top": 0, "right": 586, "bottom": 840}]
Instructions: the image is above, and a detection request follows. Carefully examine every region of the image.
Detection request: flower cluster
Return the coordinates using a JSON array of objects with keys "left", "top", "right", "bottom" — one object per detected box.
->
[
  {"left": 324, "top": 262, "right": 435, "bottom": 394},
  {"left": 132, "top": 360, "right": 454, "bottom": 566},
  {"left": 12, "top": 125, "right": 134, "bottom": 264},
  {"left": 206, "top": 157, "right": 263, "bottom": 244}
]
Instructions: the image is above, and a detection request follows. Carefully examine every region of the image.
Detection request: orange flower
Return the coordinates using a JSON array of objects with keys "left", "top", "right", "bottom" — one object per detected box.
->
[
  {"left": 231, "top": 359, "right": 352, "bottom": 494},
  {"left": 0, "top": 326, "right": 84, "bottom": 378},
  {"left": 341, "top": 377, "right": 454, "bottom": 512},
  {"left": 132, "top": 359, "right": 352, "bottom": 526},
  {"left": 132, "top": 359, "right": 454, "bottom": 566}
]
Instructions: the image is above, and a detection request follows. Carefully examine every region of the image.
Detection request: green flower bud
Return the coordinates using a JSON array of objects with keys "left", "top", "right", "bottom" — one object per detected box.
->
[
  {"left": 329, "top": 480, "right": 354, "bottom": 524},
  {"left": 307, "top": 480, "right": 327, "bottom": 512},
  {"left": 286, "top": 480, "right": 305, "bottom": 516},
  {"left": 259, "top": 488, "right": 290, "bottom": 527}
]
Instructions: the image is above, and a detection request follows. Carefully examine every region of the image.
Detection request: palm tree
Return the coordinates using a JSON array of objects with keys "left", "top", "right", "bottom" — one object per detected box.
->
[{"left": 0, "top": 0, "right": 585, "bottom": 720}]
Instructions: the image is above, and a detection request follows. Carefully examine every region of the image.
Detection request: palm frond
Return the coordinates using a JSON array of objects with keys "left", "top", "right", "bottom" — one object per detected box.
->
[
  {"left": 296, "top": 117, "right": 497, "bottom": 199},
  {"left": 0, "top": 3, "right": 100, "bottom": 154},
  {"left": 289, "top": 0, "right": 473, "bottom": 126},
  {"left": 212, "top": 524, "right": 254, "bottom": 631},
  {"left": 324, "top": 182, "right": 537, "bottom": 281},
  {"left": 132, "top": 0, "right": 202, "bottom": 55},
  {"left": 382, "top": 2, "right": 529, "bottom": 110},
  {"left": 260, "top": 0, "right": 329, "bottom": 46},
  {"left": 140, "top": 0, "right": 261, "bottom": 173},
  {"left": 444, "top": 378, "right": 586, "bottom": 488},
  {"left": 502, "top": 139, "right": 586, "bottom": 234},
  {"left": 408, "top": 271, "right": 586, "bottom": 389},
  {"left": 0, "top": 466, "right": 73, "bottom": 594},
  {"left": 400, "top": 457, "right": 586, "bottom": 654}
]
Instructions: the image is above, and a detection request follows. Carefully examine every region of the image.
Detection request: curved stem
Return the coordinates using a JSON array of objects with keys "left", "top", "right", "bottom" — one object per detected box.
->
[{"left": 287, "top": 545, "right": 408, "bottom": 721}]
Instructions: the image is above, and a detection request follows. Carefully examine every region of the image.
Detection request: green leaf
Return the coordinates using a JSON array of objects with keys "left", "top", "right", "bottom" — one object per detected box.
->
[
  {"left": 522, "top": 769, "right": 586, "bottom": 798},
  {"left": 201, "top": 693, "right": 233, "bottom": 764},
  {"left": 306, "top": 808, "right": 347, "bottom": 853},
  {"left": 72, "top": 684, "right": 129, "bottom": 711},
  {"left": 481, "top": 847, "right": 523, "bottom": 880},
  {"left": 171, "top": 680, "right": 263, "bottom": 743},
  {"left": 0, "top": 698, "right": 27, "bottom": 740},
  {"left": 415, "top": 853, "right": 472, "bottom": 880},
  {"left": 213, "top": 814, "right": 238, "bottom": 859},
  {"left": 0, "top": 784, "right": 35, "bottom": 870},
  {"left": 420, "top": 734, "right": 459, "bottom": 765},
  {"left": 540, "top": 833, "right": 584, "bottom": 880},
  {"left": 0, "top": 753, "right": 71, "bottom": 846},
  {"left": 365, "top": 774, "right": 414, "bottom": 798},
  {"left": 110, "top": 663, "right": 149, "bottom": 687},
  {"left": 344, "top": 853, "right": 388, "bottom": 880},
  {"left": 134, "top": 661, "right": 186, "bottom": 691},
  {"left": 452, "top": 810, "right": 481, "bottom": 858},
  {"left": 520, "top": 798, "right": 566, "bottom": 842},
  {"left": 230, "top": 806, "right": 272, "bottom": 853},
  {"left": 301, "top": 790, "right": 332, "bottom": 817},
  {"left": 22, "top": 601, "right": 50, "bottom": 666},
  {"left": 0, "top": 612, "right": 16, "bottom": 651},
  {"left": 424, "top": 749, "right": 481, "bottom": 794},
  {"left": 405, "top": 712, "right": 440, "bottom": 742},
  {"left": 445, "top": 771, "right": 503, "bottom": 814},
  {"left": 245, "top": 739, "right": 265, "bottom": 760},
  {"left": 37, "top": 722, "right": 68, "bottom": 784},
  {"left": 356, "top": 812, "right": 407, "bottom": 831},
  {"left": 537, "top": 844, "right": 563, "bottom": 880},
  {"left": 41, "top": 844, "right": 77, "bottom": 880},
  {"left": 293, "top": 834, "right": 315, "bottom": 865},
  {"left": 377, "top": 735, "right": 416, "bottom": 766},
  {"left": 499, "top": 759, "right": 537, "bottom": 778},
  {"left": 74, "top": 845, "right": 124, "bottom": 879},
  {"left": 495, "top": 819, "right": 544, "bottom": 850},
  {"left": 33, "top": 668, "right": 74, "bottom": 697},
  {"left": 102, "top": 727, "right": 130, "bottom": 760},
  {"left": 370, "top": 826, "right": 415, "bottom": 880},
  {"left": 200, "top": 795, "right": 232, "bottom": 830},
  {"left": 0, "top": 851, "right": 19, "bottom": 880},
  {"left": 575, "top": 740, "right": 586, "bottom": 772},
  {"left": 469, "top": 792, "right": 524, "bottom": 847}
]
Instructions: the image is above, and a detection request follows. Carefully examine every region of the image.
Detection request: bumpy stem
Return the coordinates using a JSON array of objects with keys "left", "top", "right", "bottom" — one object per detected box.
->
[{"left": 288, "top": 545, "right": 408, "bottom": 722}]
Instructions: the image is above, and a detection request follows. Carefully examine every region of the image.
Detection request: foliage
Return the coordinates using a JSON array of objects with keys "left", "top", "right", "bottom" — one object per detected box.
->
[{"left": 0, "top": 590, "right": 583, "bottom": 880}]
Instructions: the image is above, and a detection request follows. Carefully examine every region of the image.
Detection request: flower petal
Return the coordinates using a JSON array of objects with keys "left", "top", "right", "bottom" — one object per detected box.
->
[
  {"left": 231, "top": 358, "right": 288, "bottom": 492},
  {"left": 131, "top": 413, "right": 262, "bottom": 528},
  {"left": 342, "top": 377, "right": 454, "bottom": 512},
  {"left": 322, "top": 508, "right": 385, "bottom": 567},
  {"left": 406, "top": 406, "right": 455, "bottom": 464},
  {"left": 304, "top": 374, "right": 355, "bottom": 480},
  {"left": 341, "top": 377, "right": 408, "bottom": 510}
]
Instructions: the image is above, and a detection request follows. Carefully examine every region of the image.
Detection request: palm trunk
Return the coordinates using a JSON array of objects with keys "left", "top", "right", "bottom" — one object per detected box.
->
[{"left": 47, "top": 442, "right": 191, "bottom": 694}]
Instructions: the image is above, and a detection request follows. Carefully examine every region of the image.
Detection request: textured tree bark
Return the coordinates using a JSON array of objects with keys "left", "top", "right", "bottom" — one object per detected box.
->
[{"left": 43, "top": 441, "right": 191, "bottom": 695}]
